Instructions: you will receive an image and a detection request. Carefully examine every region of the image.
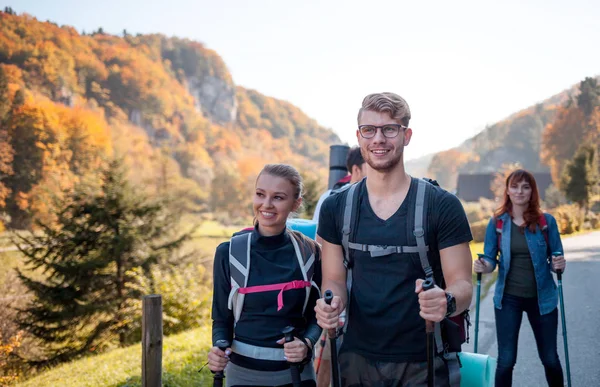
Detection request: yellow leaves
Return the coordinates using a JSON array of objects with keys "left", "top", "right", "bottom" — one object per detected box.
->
[
  {"left": 15, "top": 191, "right": 29, "bottom": 210},
  {"left": 237, "top": 155, "right": 268, "bottom": 181},
  {"left": 0, "top": 330, "right": 23, "bottom": 385}
]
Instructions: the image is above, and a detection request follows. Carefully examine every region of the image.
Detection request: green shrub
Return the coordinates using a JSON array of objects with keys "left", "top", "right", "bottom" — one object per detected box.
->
[
  {"left": 550, "top": 204, "right": 584, "bottom": 234},
  {"left": 471, "top": 219, "right": 489, "bottom": 243},
  {"left": 586, "top": 212, "right": 600, "bottom": 230},
  {"left": 463, "top": 202, "right": 486, "bottom": 224},
  {"left": 126, "top": 263, "right": 212, "bottom": 340}
]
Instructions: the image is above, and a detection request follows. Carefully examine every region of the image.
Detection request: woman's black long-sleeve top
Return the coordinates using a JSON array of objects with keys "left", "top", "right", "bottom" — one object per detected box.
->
[{"left": 211, "top": 227, "right": 322, "bottom": 371}]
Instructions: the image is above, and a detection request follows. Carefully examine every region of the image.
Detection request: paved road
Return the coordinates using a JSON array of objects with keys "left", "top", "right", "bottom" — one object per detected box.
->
[{"left": 463, "top": 231, "right": 600, "bottom": 386}]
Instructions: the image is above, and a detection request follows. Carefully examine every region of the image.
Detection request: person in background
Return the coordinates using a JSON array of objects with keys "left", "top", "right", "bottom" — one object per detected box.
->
[
  {"left": 313, "top": 146, "right": 366, "bottom": 224},
  {"left": 474, "top": 169, "right": 566, "bottom": 387}
]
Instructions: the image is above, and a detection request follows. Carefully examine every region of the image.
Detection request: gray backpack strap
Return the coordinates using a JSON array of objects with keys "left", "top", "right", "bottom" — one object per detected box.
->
[
  {"left": 227, "top": 233, "right": 252, "bottom": 324},
  {"left": 290, "top": 233, "right": 320, "bottom": 313},
  {"left": 341, "top": 183, "right": 359, "bottom": 268},
  {"left": 415, "top": 179, "right": 445, "bottom": 353},
  {"left": 414, "top": 178, "right": 433, "bottom": 278},
  {"left": 341, "top": 182, "right": 360, "bottom": 334}
]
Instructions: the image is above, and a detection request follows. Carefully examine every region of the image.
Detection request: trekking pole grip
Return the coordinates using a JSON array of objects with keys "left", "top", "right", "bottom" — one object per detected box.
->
[
  {"left": 324, "top": 290, "right": 336, "bottom": 338},
  {"left": 212, "top": 339, "right": 230, "bottom": 387},
  {"left": 476, "top": 253, "right": 485, "bottom": 282},
  {"left": 552, "top": 251, "right": 563, "bottom": 280},
  {"left": 422, "top": 278, "right": 435, "bottom": 331},
  {"left": 282, "top": 326, "right": 302, "bottom": 387}
]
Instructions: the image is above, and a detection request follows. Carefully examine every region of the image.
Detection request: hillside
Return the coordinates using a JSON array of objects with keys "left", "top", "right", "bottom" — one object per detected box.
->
[
  {"left": 427, "top": 78, "right": 599, "bottom": 190},
  {"left": 0, "top": 11, "right": 340, "bottom": 228}
]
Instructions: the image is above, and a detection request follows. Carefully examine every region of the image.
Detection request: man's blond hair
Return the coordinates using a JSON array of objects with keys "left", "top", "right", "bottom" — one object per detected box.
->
[{"left": 357, "top": 92, "right": 411, "bottom": 126}]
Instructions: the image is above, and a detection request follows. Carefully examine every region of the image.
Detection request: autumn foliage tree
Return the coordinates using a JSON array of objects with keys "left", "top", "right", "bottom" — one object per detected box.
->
[
  {"left": 0, "top": 66, "right": 14, "bottom": 213},
  {"left": 0, "top": 11, "right": 336, "bottom": 232},
  {"left": 542, "top": 77, "right": 600, "bottom": 184}
]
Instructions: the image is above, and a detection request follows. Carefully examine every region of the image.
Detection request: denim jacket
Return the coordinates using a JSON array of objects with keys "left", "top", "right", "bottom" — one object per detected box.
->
[{"left": 482, "top": 212, "right": 564, "bottom": 315}]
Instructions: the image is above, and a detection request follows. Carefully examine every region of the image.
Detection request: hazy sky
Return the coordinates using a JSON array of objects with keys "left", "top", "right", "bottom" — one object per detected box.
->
[{"left": 8, "top": 0, "right": 600, "bottom": 160}]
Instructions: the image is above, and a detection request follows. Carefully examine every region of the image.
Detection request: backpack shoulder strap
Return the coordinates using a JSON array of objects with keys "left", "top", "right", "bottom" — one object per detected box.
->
[
  {"left": 496, "top": 217, "right": 504, "bottom": 250},
  {"left": 289, "top": 231, "right": 320, "bottom": 313},
  {"left": 539, "top": 213, "right": 550, "bottom": 249},
  {"left": 339, "top": 178, "right": 362, "bottom": 334},
  {"left": 341, "top": 180, "right": 362, "bottom": 268},
  {"left": 228, "top": 232, "right": 252, "bottom": 323},
  {"left": 413, "top": 178, "right": 433, "bottom": 278}
]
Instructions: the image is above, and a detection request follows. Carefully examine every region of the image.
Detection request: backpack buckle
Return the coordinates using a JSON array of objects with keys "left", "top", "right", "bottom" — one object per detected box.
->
[{"left": 413, "top": 227, "right": 425, "bottom": 238}]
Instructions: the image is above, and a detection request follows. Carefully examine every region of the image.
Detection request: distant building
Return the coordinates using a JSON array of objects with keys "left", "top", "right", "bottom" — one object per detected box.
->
[{"left": 456, "top": 172, "right": 552, "bottom": 202}]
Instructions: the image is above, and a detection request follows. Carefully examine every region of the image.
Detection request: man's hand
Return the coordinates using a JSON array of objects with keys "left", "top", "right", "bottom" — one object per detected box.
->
[
  {"left": 315, "top": 296, "right": 344, "bottom": 330},
  {"left": 415, "top": 279, "right": 447, "bottom": 323}
]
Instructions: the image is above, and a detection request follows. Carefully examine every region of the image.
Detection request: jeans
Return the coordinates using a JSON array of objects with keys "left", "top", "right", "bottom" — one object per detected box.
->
[{"left": 495, "top": 293, "right": 564, "bottom": 387}]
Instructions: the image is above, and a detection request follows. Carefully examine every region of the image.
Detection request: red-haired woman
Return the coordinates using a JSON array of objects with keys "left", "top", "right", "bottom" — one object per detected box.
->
[{"left": 474, "top": 169, "right": 566, "bottom": 387}]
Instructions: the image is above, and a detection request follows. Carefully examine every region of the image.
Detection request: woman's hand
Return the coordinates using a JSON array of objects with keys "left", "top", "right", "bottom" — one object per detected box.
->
[
  {"left": 552, "top": 255, "right": 566, "bottom": 272},
  {"left": 277, "top": 336, "right": 310, "bottom": 363},
  {"left": 207, "top": 345, "right": 231, "bottom": 372},
  {"left": 473, "top": 258, "right": 493, "bottom": 274}
]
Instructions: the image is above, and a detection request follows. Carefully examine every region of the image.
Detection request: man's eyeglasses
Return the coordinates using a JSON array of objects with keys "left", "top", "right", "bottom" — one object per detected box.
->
[{"left": 358, "top": 124, "right": 407, "bottom": 139}]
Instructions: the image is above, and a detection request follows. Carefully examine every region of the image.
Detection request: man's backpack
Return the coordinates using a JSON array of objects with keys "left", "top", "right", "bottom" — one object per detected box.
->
[{"left": 339, "top": 177, "right": 469, "bottom": 354}]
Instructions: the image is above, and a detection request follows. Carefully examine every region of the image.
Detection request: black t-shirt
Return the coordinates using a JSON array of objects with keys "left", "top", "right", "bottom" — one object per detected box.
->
[
  {"left": 317, "top": 177, "right": 472, "bottom": 362},
  {"left": 212, "top": 227, "right": 322, "bottom": 370}
]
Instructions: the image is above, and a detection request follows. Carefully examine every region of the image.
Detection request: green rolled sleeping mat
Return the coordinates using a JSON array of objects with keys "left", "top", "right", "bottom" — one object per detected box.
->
[{"left": 458, "top": 352, "right": 497, "bottom": 387}]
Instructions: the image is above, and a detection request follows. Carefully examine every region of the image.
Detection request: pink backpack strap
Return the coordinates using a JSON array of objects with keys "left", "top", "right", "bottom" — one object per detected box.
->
[{"left": 238, "top": 280, "right": 312, "bottom": 311}]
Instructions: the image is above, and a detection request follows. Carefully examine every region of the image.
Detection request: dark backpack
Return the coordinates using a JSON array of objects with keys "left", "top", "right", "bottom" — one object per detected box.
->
[{"left": 339, "top": 177, "right": 469, "bottom": 353}]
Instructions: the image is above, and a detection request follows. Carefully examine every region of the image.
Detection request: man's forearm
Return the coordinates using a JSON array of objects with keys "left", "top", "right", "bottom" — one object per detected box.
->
[{"left": 446, "top": 279, "right": 472, "bottom": 316}]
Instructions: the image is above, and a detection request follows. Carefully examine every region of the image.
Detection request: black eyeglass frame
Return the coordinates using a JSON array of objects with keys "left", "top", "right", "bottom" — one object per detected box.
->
[{"left": 358, "top": 124, "right": 408, "bottom": 139}]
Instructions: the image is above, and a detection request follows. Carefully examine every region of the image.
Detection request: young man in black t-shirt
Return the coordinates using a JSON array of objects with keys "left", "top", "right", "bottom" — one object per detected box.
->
[{"left": 314, "top": 93, "right": 473, "bottom": 386}]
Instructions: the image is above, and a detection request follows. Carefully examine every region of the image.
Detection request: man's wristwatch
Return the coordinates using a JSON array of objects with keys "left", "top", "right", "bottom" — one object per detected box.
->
[{"left": 445, "top": 291, "right": 456, "bottom": 317}]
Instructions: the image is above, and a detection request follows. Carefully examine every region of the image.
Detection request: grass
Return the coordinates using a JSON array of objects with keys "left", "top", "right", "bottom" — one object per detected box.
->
[{"left": 15, "top": 325, "right": 214, "bottom": 387}]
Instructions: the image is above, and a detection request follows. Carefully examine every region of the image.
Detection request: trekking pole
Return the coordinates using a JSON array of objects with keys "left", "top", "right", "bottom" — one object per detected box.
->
[
  {"left": 474, "top": 253, "right": 484, "bottom": 353},
  {"left": 212, "top": 339, "right": 230, "bottom": 387},
  {"left": 422, "top": 278, "right": 436, "bottom": 387},
  {"left": 282, "top": 326, "right": 302, "bottom": 387},
  {"left": 315, "top": 332, "right": 327, "bottom": 374},
  {"left": 324, "top": 290, "right": 341, "bottom": 387},
  {"left": 554, "top": 251, "right": 572, "bottom": 387}
]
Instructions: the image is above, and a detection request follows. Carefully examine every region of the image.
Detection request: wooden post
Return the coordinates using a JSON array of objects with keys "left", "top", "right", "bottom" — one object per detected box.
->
[{"left": 142, "top": 294, "right": 162, "bottom": 387}]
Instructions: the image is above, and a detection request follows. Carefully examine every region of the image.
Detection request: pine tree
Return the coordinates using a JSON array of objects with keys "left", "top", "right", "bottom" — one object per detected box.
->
[
  {"left": 300, "top": 172, "right": 323, "bottom": 219},
  {"left": 560, "top": 144, "right": 600, "bottom": 212},
  {"left": 577, "top": 77, "right": 600, "bottom": 117},
  {"left": 15, "top": 159, "right": 192, "bottom": 364}
]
